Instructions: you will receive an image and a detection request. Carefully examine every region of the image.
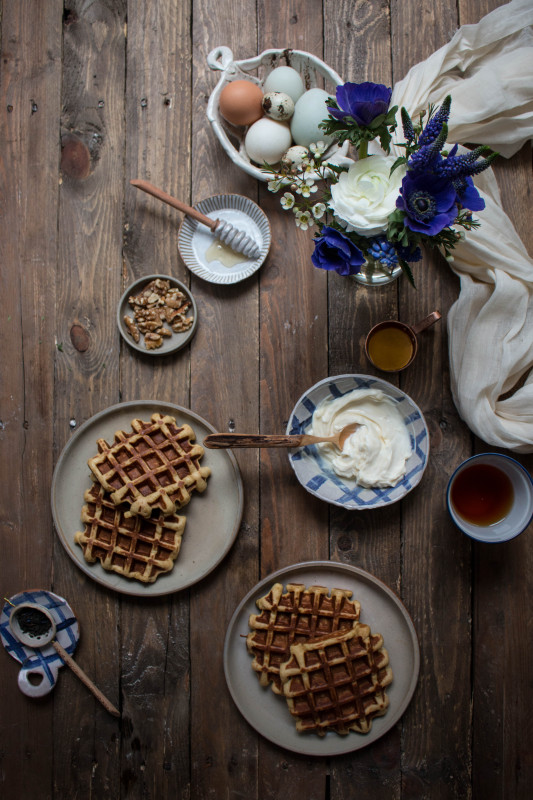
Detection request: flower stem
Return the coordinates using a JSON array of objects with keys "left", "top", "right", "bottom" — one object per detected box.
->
[{"left": 358, "top": 140, "right": 368, "bottom": 160}]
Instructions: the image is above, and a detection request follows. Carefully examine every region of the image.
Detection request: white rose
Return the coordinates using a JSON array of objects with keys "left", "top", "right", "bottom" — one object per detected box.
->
[{"left": 330, "top": 155, "right": 406, "bottom": 237}]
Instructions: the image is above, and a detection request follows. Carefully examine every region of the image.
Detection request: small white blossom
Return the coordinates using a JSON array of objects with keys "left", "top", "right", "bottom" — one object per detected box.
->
[
  {"left": 312, "top": 202, "right": 326, "bottom": 219},
  {"left": 309, "top": 141, "right": 327, "bottom": 156},
  {"left": 280, "top": 192, "right": 295, "bottom": 210},
  {"left": 299, "top": 178, "right": 318, "bottom": 198},
  {"left": 267, "top": 178, "right": 282, "bottom": 193},
  {"left": 295, "top": 210, "right": 312, "bottom": 231}
]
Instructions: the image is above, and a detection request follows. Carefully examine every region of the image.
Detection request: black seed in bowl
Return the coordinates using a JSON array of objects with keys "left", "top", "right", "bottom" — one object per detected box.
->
[{"left": 15, "top": 607, "right": 52, "bottom": 637}]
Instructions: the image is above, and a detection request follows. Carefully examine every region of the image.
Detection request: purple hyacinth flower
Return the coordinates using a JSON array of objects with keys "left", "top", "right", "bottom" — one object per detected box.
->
[
  {"left": 328, "top": 82, "right": 392, "bottom": 127},
  {"left": 397, "top": 172, "right": 458, "bottom": 236},
  {"left": 311, "top": 227, "right": 365, "bottom": 277}
]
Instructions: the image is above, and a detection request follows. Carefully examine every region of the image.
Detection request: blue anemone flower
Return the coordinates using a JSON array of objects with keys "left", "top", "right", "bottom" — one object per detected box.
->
[
  {"left": 311, "top": 227, "right": 365, "bottom": 276},
  {"left": 455, "top": 176, "right": 485, "bottom": 212},
  {"left": 328, "top": 82, "right": 392, "bottom": 127},
  {"left": 397, "top": 172, "right": 457, "bottom": 236}
]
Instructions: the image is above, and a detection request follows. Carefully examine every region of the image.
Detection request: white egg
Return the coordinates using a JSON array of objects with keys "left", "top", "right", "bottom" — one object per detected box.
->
[
  {"left": 262, "top": 91, "right": 295, "bottom": 121},
  {"left": 263, "top": 66, "right": 305, "bottom": 103},
  {"left": 290, "top": 88, "right": 335, "bottom": 149},
  {"left": 244, "top": 118, "right": 292, "bottom": 165}
]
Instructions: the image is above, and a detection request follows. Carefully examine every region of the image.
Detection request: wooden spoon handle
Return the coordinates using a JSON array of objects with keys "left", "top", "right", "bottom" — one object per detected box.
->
[
  {"left": 130, "top": 179, "right": 217, "bottom": 231},
  {"left": 52, "top": 640, "right": 120, "bottom": 718},
  {"left": 204, "top": 433, "right": 306, "bottom": 448}
]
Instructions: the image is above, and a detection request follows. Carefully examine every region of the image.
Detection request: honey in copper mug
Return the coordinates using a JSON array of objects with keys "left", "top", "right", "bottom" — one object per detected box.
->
[{"left": 365, "top": 311, "right": 441, "bottom": 372}]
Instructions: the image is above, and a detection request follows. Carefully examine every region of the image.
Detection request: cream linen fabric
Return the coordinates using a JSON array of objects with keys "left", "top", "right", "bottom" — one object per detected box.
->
[{"left": 389, "top": 0, "right": 533, "bottom": 453}]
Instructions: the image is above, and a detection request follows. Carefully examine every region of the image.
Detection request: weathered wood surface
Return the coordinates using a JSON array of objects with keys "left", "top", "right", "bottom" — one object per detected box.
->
[{"left": 0, "top": 1, "right": 531, "bottom": 798}]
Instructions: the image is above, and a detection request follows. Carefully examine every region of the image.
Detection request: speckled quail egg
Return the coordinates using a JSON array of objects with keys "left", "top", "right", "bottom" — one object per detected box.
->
[
  {"left": 281, "top": 145, "right": 310, "bottom": 171},
  {"left": 262, "top": 91, "right": 295, "bottom": 122}
]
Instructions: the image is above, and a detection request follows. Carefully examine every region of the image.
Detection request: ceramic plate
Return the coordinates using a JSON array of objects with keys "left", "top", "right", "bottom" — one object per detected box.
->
[
  {"left": 117, "top": 274, "right": 198, "bottom": 356},
  {"left": 51, "top": 401, "right": 243, "bottom": 597},
  {"left": 286, "top": 374, "right": 429, "bottom": 510},
  {"left": 224, "top": 561, "right": 420, "bottom": 756},
  {"left": 177, "top": 194, "right": 270, "bottom": 284}
]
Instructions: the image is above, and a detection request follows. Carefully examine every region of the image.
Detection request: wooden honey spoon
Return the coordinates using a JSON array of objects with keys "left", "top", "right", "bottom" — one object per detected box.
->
[
  {"left": 203, "top": 423, "right": 360, "bottom": 450},
  {"left": 130, "top": 179, "right": 262, "bottom": 260}
]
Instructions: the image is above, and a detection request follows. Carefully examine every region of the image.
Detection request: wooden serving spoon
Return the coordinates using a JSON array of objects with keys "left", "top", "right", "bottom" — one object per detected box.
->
[{"left": 203, "top": 423, "right": 360, "bottom": 450}]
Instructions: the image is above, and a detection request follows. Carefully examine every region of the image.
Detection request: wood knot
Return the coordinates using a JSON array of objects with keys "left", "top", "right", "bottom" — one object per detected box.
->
[
  {"left": 337, "top": 535, "right": 352, "bottom": 552},
  {"left": 70, "top": 324, "right": 90, "bottom": 352},
  {"left": 61, "top": 134, "right": 91, "bottom": 179}
]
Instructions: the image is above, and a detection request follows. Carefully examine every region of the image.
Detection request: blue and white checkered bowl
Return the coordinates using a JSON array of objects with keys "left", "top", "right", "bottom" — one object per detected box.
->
[{"left": 287, "top": 374, "right": 429, "bottom": 510}]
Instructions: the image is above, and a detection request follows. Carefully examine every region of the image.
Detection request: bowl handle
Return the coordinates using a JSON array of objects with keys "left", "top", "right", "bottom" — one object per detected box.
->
[
  {"left": 18, "top": 661, "right": 59, "bottom": 697},
  {"left": 207, "top": 46, "right": 235, "bottom": 74}
]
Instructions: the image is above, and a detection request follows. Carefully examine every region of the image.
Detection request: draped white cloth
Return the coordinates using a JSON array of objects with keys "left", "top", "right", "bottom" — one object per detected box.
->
[{"left": 390, "top": 0, "right": 533, "bottom": 453}]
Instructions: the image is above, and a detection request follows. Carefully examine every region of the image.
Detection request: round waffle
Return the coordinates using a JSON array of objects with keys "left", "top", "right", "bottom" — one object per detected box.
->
[
  {"left": 280, "top": 622, "right": 393, "bottom": 736},
  {"left": 246, "top": 582, "right": 360, "bottom": 694},
  {"left": 75, "top": 483, "right": 186, "bottom": 583},
  {"left": 88, "top": 413, "right": 210, "bottom": 518}
]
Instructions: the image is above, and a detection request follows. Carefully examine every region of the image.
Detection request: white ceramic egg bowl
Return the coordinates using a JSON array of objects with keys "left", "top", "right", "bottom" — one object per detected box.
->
[{"left": 206, "top": 46, "right": 350, "bottom": 182}]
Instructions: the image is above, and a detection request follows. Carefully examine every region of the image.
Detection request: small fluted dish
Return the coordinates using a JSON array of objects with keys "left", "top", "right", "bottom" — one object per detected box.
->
[
  {"left": 206, "top": 46, "right": 350, "bottom": 182},
  {"left": 177, "top": 194, "right": 270, "bottom": 284},
  {"left": 286, "top": 374, "right": 429, "bottom": 510}
]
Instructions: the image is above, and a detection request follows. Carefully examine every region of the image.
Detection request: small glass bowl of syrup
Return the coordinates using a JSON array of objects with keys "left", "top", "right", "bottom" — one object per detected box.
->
[{"left": 446, "top": 453, "right": 533, "bottom": 543}]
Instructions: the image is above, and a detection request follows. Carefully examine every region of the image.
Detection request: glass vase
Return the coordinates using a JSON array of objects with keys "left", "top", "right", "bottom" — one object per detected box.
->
[{"left": 351, "top": 257, "right": 402, "bottom": 287}]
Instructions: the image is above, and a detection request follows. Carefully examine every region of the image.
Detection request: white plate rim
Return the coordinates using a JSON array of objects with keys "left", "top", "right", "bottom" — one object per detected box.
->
[
  {"left": 177, "top": 193, "right": 271, "bottom": 284},
  {"left": 51, "top": 400, "right": 243, "bottom": 597},
  {"left": 224, "top": 560, "right": 420, "bottom": 756}
]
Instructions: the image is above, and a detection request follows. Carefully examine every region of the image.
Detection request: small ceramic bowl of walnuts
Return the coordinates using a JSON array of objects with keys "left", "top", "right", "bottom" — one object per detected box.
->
[{"left": 117, "top": 274, "right": 198, "bottom": 356}]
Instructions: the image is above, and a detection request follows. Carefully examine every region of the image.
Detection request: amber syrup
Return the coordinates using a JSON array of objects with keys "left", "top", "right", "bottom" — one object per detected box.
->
[{"left": 450, "top": 463, "right": 514, "bottom": 526}]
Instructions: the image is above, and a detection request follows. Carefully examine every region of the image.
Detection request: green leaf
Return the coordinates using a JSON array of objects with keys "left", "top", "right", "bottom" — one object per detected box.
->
[
  {"left": 378, "top": 129, "right": 392, "bottom": 153},
  {"left": 390, "top": 156, "right": 407, "bottom": 175},
  {"left": 399, "top": 258, "right": 416, "bottom": 288}
]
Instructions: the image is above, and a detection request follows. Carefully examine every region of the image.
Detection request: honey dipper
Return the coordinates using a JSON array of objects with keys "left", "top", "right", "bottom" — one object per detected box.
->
[{"left": 131, "top": 179, "right": 262, "bottom": 260}]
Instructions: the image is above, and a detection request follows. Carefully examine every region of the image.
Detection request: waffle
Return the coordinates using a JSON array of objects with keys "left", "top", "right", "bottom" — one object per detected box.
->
[
  {"left": 88, "top": 413, "right": 211, "bottom": 518},
  {"left": 246, "top": 582, "right": 360, "bottom": 694},
  {"left": 74, "top": 482, "right": 186, "bottom": 583},
  {"left": 280, "top": 622, "right": 393, "bottom": 736}
]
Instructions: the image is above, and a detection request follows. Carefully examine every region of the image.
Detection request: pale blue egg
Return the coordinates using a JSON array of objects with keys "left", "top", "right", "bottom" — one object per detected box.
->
[{"left": 290, "top": 88, "right": 335, "bottom": 149}]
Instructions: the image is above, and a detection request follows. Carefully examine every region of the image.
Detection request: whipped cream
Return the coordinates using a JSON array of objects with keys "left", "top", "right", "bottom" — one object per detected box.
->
[{"left": 310, "top": 388, "right": 412, "bottom": 487}]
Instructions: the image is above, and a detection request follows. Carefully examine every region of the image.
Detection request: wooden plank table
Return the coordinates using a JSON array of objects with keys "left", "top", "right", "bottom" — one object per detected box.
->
[{"left": 1, "top": 1, "right": 532, "bottom": 798}]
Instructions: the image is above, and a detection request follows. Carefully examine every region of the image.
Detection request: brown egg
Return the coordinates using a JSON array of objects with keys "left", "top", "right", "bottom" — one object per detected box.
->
[{"left": 219, "top": 80, "right": 264, "bottom": 126}]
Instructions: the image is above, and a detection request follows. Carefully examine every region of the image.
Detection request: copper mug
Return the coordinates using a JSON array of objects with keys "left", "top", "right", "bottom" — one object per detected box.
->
[{"left": 365, "top": 311, "right": 442, "bottom": 372}]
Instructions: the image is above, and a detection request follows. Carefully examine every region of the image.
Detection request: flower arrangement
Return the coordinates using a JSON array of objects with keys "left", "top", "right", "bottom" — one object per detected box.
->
[{"left": 265, "top": 82, "right": 497, "bottom": 286}]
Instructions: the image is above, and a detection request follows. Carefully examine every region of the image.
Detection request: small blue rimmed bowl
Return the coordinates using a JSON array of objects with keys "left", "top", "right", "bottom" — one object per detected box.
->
[
  {"left": 446, "top": 453, "right": 533, "bottom": 543},
  {"left": 286, "top": 374, "right": 429, "bottom": 510}
]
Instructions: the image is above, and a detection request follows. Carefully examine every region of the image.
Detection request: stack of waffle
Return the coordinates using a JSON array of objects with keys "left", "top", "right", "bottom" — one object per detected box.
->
[
  {"left": 74, "top": 413, "right": 210, "bottom": 583},
  {"left": 247, "top": 582, "right": 392, "bottom": 737}
]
